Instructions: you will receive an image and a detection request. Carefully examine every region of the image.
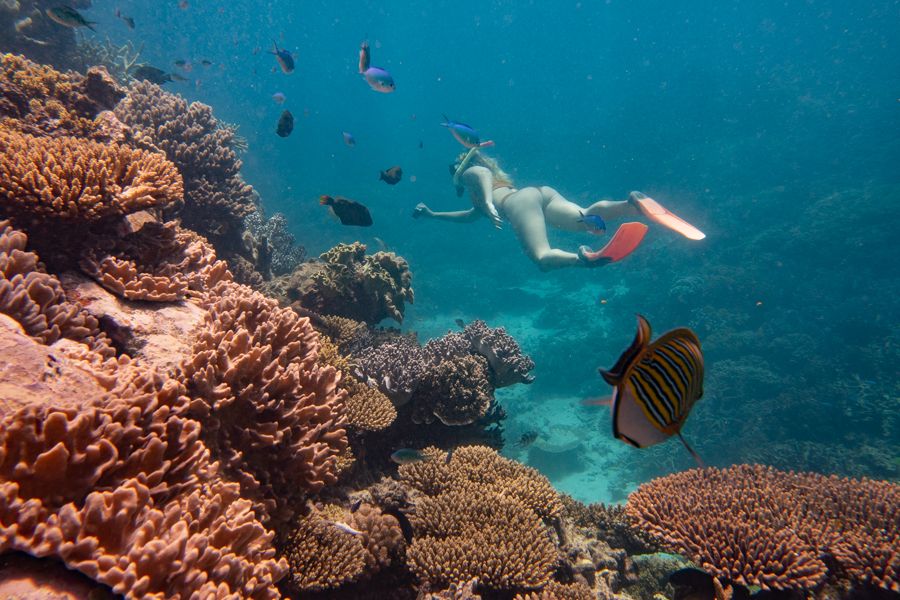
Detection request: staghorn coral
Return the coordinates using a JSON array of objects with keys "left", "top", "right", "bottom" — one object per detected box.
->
[
  {"left": 0, "top": 128, "right": 183, "bottom": 231},
  {"left": 626, "top": 464, "right": 900, "bottom": 592},
  {"left": 283, "top": 514, "right": 368, "bottom": 592},
  {"left": 406, "top": 489, "right": 557, "bottom": 591},
  {"left": 80, "top": 215, "right": 231, "bottom": 302},
  {"left": 0, "top": 54, "right": 126, "bottom": 140},
  {"left": 181, "top": 280, "right": 348, "bottom": 523},
  {"left": 399, "top": 446, "right": 562, "bottom": 520},
  {"left": 0, "top": 220, "right": 111, "bottom": 355},
  {"left": 0, "top": 313, "right": 286, "bottom": 599},
  {"left": 114, "top": 80, "right": 258, "bottom": 256},
  {"left": 267, "top": 242, "right": 414, "bottom": 325},
  {"left": 462, "top": 319, "right": 535, "bottom": 387}
]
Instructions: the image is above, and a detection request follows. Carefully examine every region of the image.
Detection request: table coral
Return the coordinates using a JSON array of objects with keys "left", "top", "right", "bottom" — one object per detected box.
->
[
  {"left": 626, "top": 464, "right": 900, "bottom": 592},
  {"left": 181, "top": 281, "right": 349, "bottom": 523},
  {"left": 0, "top": 128, "right": 183, "bottom": 229}
]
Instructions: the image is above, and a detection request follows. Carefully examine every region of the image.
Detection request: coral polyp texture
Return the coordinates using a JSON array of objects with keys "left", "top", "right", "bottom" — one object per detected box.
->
[
  {"left": 0, "top": 128, "right": 183, "bottom": 228},
  {"left": 0, "top": 54, "right": 125, "bottom": 140},
  {"left": 113, "top": 80, "right": 258, "bottom": 250},
  {"left": 462, "top": 319, "right": 536, "bottom": 387},
  {"left": 0, "top": 313, "right": 286, "bottom": 599},
  {"left": 626, "top": 464, "right": 900, "bottom": 592},
  {"left": 283, "top": 514, "right": 368, "bottom": 592},
  {"left": 398, "top": 446, "right": 561, "bottom": 592},
  {"left": 181, "top": 281, "right": 349, "bottom": 523}
]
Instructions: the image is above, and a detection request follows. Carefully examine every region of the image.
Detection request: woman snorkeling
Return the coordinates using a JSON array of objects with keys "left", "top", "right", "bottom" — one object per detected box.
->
[{"left": 412, "top": 147, "right": 705, "bottom": 271}]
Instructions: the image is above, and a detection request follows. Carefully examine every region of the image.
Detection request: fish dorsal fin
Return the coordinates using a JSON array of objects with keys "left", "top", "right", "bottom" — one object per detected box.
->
[{"left": 600, "top": 314, "right": 651, "bottom": 385}]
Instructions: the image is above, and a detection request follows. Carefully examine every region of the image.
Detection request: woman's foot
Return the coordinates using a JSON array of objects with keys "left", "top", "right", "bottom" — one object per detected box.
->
[
  {"left": 578, "top": 245, "right": 612, "bottom": 267},
  {"left": 579, "top": 222, "right": 649, "bottom": 266},
  {"left": 629, "top": 191, "right": 706, "bottom": 240}
]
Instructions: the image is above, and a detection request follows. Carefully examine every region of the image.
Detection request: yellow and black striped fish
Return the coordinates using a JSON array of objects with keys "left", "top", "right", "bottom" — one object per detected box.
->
[{"left": 592, "top": 315, "right": 705, "bottom": 465}]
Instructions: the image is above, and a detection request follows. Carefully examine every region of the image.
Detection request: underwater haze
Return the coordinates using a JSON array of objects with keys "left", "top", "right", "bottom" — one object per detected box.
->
[{"left": 26, "top": 0, "right": 900, "bottom": 504}]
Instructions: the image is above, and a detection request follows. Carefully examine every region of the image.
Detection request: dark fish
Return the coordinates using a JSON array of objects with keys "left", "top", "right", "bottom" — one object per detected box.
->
[
  {"left": 114, "top": 8, "right": 134, "bottom": 29},
  {"left": 320, "top": 195, "right": 373, "bottom": 227},
  {"left": 444, "top": 447, "right": 454, "bottom": 464},
  {"left": 578, "top": 210, "right": 607, "bottom": 234},
  {"left": 594, "top": 315, "right": 705, "bottom": 465},
  {"left": 46, "top": 6, "right": 96, "bottom": 30},
  {"left": 379, "top": 166, "right": 403, "bottom": 185},
  {"left": 276, "top": 110, "right": 294, "bottom": 137},
  {"left": 200, "top": 59, "right": 213, "bottom": 67},
  {"left": 516, "top": 431, "right": 538, "bottom": 448},
  {"left": 131, "top": 65, "right": 174, "bottom": 84},
  {"left": 454, "top": 318, "right": 465, "bottom": 329},
  {"left": 383, "top": 507, "right": 414, "bottom": 544},
  {"left": 269, "top": 41, "right": 294, "bottom": 74},
  {"left": 389, "top": 448, "right": 427, "bottom": 464},
  {"left": 418, "top": 140, "right": 423, "bottom": 149},
  {"left": 349, "top": 498, "right": 363, "bottom": 513},
  {"left": 342, "top": 131, "right": 356, "bottom": 146}
]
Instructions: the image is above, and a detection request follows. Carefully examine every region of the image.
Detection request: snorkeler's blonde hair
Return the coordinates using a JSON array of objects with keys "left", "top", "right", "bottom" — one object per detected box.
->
[{"left": 453, "top": 150, "right": 514, "bottom": 188}]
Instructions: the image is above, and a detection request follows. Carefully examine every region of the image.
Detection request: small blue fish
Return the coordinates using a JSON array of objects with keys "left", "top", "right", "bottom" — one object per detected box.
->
[
  {"left": 342, "top": 131, "right": 356, "bottom": 146},
  {"left": 578, "top": 211, "right": 606, "bottom": 234},
  {"left": 440, "top": 115, "right": 494, "bottom": 149},
  {"left": 390, "top": 448, "right": 427, "bottom": 465},
  {"left": 272, "top": 92, "right": 286, "bottom": 104},
  {"left": 269, "top": 41, "right": 294, "bottom": 74},
  {"left": 358, "top": 41, "right": 395, "bottom": 93}
]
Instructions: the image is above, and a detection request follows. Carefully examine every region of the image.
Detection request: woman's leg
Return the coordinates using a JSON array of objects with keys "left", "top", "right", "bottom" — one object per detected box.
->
[
  {"left": 502, "top": 188, "right": 583, "bottom": 270},
  {"left": 540, "top": 186, "right": 638, "bottom": 231}
]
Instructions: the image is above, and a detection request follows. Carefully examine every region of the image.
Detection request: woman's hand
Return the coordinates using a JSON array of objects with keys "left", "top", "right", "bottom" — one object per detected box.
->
[{"left": 412, "top": 202, "right": 432, "bottom": 219}]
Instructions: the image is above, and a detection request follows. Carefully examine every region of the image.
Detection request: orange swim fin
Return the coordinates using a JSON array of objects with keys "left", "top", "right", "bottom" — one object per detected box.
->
[
  {"left": 580, "top": 222, "right": 648, "bottom": 264},
  {"left": 630, "top": 191, "right": 706, "bottom": 240}
]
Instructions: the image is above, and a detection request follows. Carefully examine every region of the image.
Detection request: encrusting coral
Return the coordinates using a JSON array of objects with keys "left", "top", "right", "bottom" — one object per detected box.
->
[
  {"left": 181, "top": 280, "right": 349, "bottom": 523},
  {"left": 0, "top": 128, "right": 183, "bottom": 230},
  {"left": 626, "top": 464, "right": 900, "bottom": 593}
]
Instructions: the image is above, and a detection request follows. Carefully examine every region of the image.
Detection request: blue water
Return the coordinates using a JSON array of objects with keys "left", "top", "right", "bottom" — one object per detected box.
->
[{"left": 86, "top": 0, "right": 899, "bottom": 501}]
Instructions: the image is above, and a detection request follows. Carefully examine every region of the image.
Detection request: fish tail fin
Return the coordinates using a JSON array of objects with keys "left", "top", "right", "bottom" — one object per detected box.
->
[
  {"left": 601, "top": 315, "right": 651, "bottom": 385},
  {"left": 319, "top": 195, "right": 332, "bottom": 205},
  {"left": 677, "top": 432, "right": 704, "bottom": 468},
  {"left": 440, "top": 114, "right": 451, "bottom": 127},
  {"left": 581, "top": 395, "right": 613, "bottom": 407}
]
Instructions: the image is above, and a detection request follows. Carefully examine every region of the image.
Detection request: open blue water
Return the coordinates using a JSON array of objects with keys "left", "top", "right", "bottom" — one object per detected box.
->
[{"left": 85, "top": 0, "right": 898, "bottom": 502}]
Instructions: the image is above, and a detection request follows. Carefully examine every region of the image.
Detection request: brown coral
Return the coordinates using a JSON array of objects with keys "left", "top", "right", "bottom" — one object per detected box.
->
[
  {"left": 80, "top": 216, "right": 231, "bottom": 302},
  {"left": 514, "top": 580, "right": 595, "bottom": 600},
  {"left": 283, "top": 514, "right": 367, "bottom": 592},
  {"left": 413, "top": 353, "right": 494, "bottom": 426},
  {"left": 344, "top": 377, "right": 398, "bottom": 431},
  {"left": 0, "top": 54, "right": 126, "bottom": 140},
  {"left": 399, "top": 445, "right": 562, "bottom": 520},
  {"left": 0, "top": 220, "right": 110, "bottom": 355},
  {"left": 348, "top": 503, "right": 406, "bottom": 573},
  {"left": 625, "top": 464, "right": 900, "bottom": 592},
  {"left": 181, "top": 281, "right": 349, "bottom": 523},
  {"left": 0, "top": 128, "right": 183, "bottom": 228},
  {"left": 0, "top": 313, "right": 286, "bottom": 599}
]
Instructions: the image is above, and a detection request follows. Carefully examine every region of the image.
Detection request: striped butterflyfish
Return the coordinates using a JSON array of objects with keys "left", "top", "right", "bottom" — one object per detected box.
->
[{"left": 593, "top": 315, "right": 705, "bottom": 465}]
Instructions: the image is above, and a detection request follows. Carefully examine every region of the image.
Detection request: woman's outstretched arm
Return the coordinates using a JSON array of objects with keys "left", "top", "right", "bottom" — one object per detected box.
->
[
  {"left": 413, "top": 203, "right": 481, "bottom": 222},
  {"left": 459, "top": 166, "right": 502, "bottom": 228}
]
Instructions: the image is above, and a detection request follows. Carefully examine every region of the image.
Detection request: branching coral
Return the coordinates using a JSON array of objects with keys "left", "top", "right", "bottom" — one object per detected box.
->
[
  {"left": 462, "top": 320, "right": 535, "bottom": 387},
  {"left": 270, "top": 242, "right": 414, "bottom": 325},
  {"left": 0, "top": 313, "right": 286, "bottom": 599},
  {"left": 0, "top": 220, "right": 111, "bottom": 355},
  {"left": 0, "top": 128, "right": 183, "bottom": 230},
  {"left": 354, "top": 334, "right": 426, "bottom": 405},
  {"left": 626, "top": 464, "right": 900, "bottom": 592},
  {"left": 283, "top": 514, "right": 368, "bottom": 592},
  {"left": 181, "top": 281, "right": 348, "bottom": 523},
  {"left": 413, "top": 353, "right": 494, "bottom": 426},
  {"left": 0, "top": 54, "right": 126, "bottom": 140},
  {"left": 114, "top": 80, "right": 258, "bottom": 254}
]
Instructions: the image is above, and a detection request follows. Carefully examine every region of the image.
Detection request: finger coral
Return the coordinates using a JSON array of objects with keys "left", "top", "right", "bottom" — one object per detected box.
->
[
  {"left": 0, "top": 128, "right": 183, "bottom": 230},
  {"left": 0, "top": 54, "right": 126, "bottom": 140},
  {"left": 0, "top": 313, "right": 286, "bottom": 599},
  {"left": 181, "top": 281, "right": 349, "bottom": 523},
  {"left": 626, "top": 464, "right": 900, "bottom": 592},
  {"left": 0, "top": 220, "right": 111, "bottom": 355}
]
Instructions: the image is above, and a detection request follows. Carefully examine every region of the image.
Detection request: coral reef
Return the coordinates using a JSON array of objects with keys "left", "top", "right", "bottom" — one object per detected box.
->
[
  {"left": 114, "top": 80, "right": 259, "bottom": 264},
  {"left": 266, "top": 242, "right": 414, "bottom": 325},
  {"left": 244, "top": 210, "right": 306, "bottom": 277},
  {"left": 181, "top": 280, "right": 349, "bottom": 523},
  {"left": 283, "top": 514, "right": 368, "bottom": 593},
  {"left": 0, "top": 313, "right": 286, "bottom": 599},
  {"left": 462, "top": 319, "right": 536, "bottom": 387},
  {"left": 0, "top": 3, "right": 91, "bottom": 71},
  {"left": 1, "top": 54, "right": 125, "bottom": 140},
  {"left": 626, "top": 464, "right": 900, "bottom": 593},
  {"left": 413, "top": 353, "right": 493, "bottom": 426},
  {"left": 354, "top": 334, "right": 426, "bottom": 406},
  {"left": 0, "top": 128, "right": 182, "bottom": 234}
]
